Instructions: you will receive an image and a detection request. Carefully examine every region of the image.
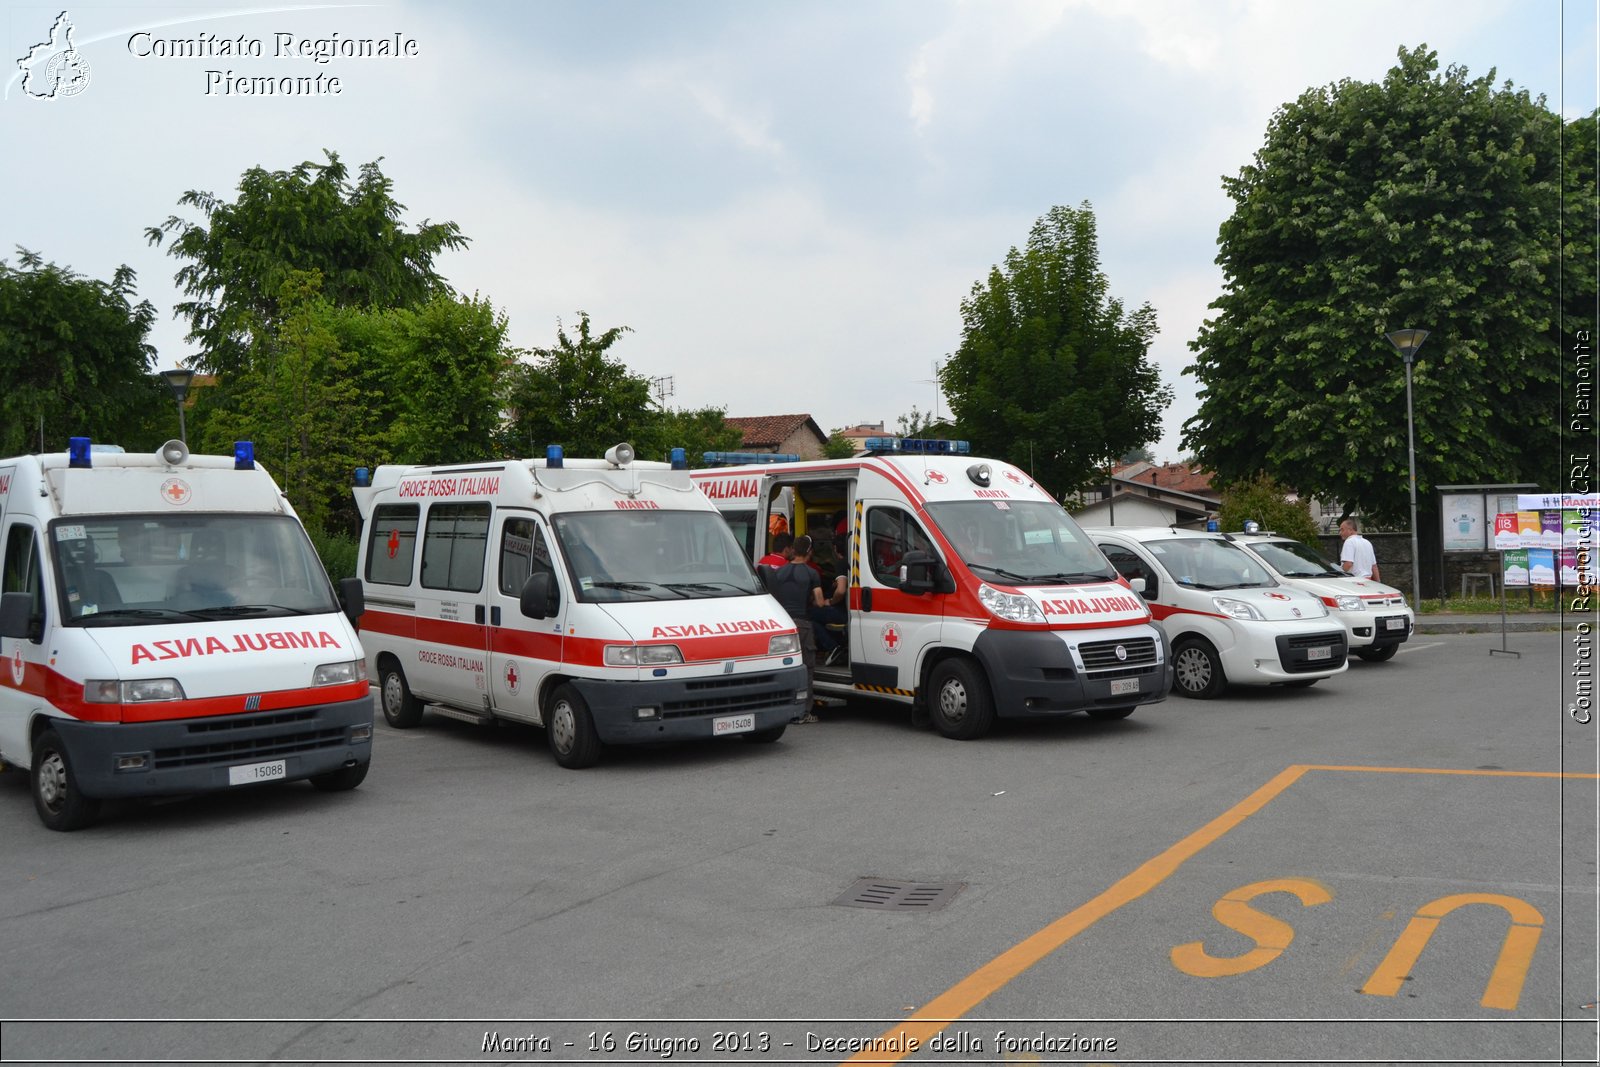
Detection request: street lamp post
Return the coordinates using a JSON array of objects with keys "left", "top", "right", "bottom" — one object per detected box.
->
[
  {"left": 1385, "top": 329, "right": 1429, "bottom": 609},
  {"left": 159, "top": 368, "right": 196, "bottom": 446}
]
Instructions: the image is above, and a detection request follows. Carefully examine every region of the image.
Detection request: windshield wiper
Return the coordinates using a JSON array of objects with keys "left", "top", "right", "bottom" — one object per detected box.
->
[
  {"left": 190, "top": 604, "right": 308, "bottom": 618},
  {"left": 75, "top": 607, "right": 207, "bottom": 625},
  {"left": 663, "top": 581, "right": 751, "bottom": 596},
  {"left": 1177, "top": 580, "right": 1228, "bottom": 590},
  {"left": 1025, "top": 571, "right": 1117, "bottom": 584},
  {"left": 587, "top": 580, "right": 675, "bottom": 600},
  {"left": 966, "top": 564, "right": 1038, "bottom": 584}
]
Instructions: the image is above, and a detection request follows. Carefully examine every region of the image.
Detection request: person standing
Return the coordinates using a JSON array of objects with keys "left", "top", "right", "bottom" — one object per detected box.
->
[
  {"left": 761, "top": 534, "right": 825, "bottom": 722},
  {"left": 758, "top": 532, "right": 794, "bottom": 568},
  {"left": 1339, "top": 519, "right": 1381, "bottom": 581}
]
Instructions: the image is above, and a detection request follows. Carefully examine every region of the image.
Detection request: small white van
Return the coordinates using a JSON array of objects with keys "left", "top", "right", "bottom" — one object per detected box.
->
[
  {"left": 0, "top": 438, "right": 372, "bottom": 830},
  {"left": 1086, "top": 527, "right": 1348, "bottom": 697},
  {"left": 352, "top": 445, "right": 808, "bottom": 768}
]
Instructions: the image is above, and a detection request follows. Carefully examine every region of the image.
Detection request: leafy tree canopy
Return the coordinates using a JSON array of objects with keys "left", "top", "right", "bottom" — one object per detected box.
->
[
  {"left": 942, "top": 203, "right": 1171, "bottom": 497},
  {"left": 1183, "top": 45, "right": 1574, "bottom": 526},
  {"left": 146, "top": 151, "right": 468, "bottom": 375},
  {"left": 0, "top": 249, "right": 163, "bottom": 455},
  {"left": 823, "top": 433, "right": 858, "bottom": 459},
  {"left": 1216, "top": 472, "right": 1322, "bottom": 544}
]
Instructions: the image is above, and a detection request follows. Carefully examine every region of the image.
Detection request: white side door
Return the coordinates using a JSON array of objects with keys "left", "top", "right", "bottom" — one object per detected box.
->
[{"left": 485, "top": 511, "right": 566, "bottom": 723}]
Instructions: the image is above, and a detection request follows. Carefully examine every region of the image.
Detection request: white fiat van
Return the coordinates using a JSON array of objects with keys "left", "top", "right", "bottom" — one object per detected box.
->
[{"left": 352, "top": 445, "right": 808, "bottom": 768}]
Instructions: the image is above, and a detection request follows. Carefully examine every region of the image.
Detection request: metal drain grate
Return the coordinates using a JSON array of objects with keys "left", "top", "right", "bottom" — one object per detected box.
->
[{"left": 832, "top": 878, "right": 963, "bottom": 912}]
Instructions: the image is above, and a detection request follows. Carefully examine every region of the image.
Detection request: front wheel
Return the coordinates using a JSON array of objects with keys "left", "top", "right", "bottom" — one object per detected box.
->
[
  {"left": 1356, "top": 644, "right": 1400, "bottom": 663},
  {"left": 927, "top": 658, "right": 996, "bottom": 740},
  {"left": 379, "top": 662, "right": 423, "bottom": 729},
  {"left": 1172, "top": 637, "right": 1226, "bottom": 699},
  {"left": 310, "top": 760, "right": 370, "bottom": 792},
  {"left": 32, "top": 730, "right": 101, "bottom": 832},
  {"left": 546, "top": 683, "right": 602, "bottom": 769}
]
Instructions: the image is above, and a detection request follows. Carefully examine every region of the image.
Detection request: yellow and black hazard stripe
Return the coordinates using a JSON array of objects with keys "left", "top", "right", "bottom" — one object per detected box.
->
[
  {"left": 854, "top": 683, "right": 916, "bottom": 698},
  {"left": 851, "top": 499, "right": 863, "bottom": 588}
]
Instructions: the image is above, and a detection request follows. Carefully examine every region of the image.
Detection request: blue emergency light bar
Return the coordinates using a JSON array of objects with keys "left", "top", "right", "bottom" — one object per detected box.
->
[
  {"left": 234, "top": 441, "right": 256, "bottom": 470},
  {"left": 702, "top": 452, "right": 801, "bottom": 467},
  {"left": 669, "top": 447, "right": 687, "bottom": 470},
  {"left": 68, "top": 437, "right": 93, "bottom": 468},
  {"left": 354, "top": 467, "right": 371, "bottom": 488},
  {"left": 863, "top": 437, "right": 971, "bottom": 455},
  {"left": 546, "top": 444, "right": 564, "bottom": 469}
]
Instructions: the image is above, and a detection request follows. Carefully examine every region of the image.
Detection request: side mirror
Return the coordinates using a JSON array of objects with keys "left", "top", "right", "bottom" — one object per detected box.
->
[
  {"left": 1129, "top": 576, "right": 1147, "bottom": 595},
  {"left": 0, "top": 591, "right": 40, "bottom": 642},
  {"left": 899, "top": 549, "right": 938, "bottom": 596},
  {"left": 338, "top": 578, "right": 365, "bottom": 626},
  {"left": 520, "top": 572, "right": 560, "bottom": 619}
]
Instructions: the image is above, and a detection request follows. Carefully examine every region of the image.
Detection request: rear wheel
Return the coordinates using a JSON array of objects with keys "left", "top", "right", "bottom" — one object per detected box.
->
[
  {"left": 927, "top": 658, "right": 996, "bottom": 740},
  {"left": 32, "top": 730, "right": 100, "bottom": 832},
  {"left": 1172, "top": 637, "right": 1226, "bottom": 699},
  {"left": 379, "top": 661, "right": 423, "bottom": 728},
  {"left": 1356, "top": 644, "right": 1399, "bottom": 663},
  {"left": 1086, "top": 705, "right": 1136, "bottom": 721},
  {"left": 546, "top": 684, "right": 602, "bottom": 768}
]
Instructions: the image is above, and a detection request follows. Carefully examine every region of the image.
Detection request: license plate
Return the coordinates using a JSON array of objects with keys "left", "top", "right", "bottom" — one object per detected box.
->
[
  {"left": 1385, "top": 618, "right": 1406, "bottom": 631},
  {"left": 228, "top": 759, "right": 286, "bottom": 786},
  {"left": 712, "top": 713, "right": 755, "bottom": 736},
  {"left": 1110, "top": 678, "right": 1140, "bottom": 696},
  {"left": 1306, "top": 646, "right": 1332, "bottom": 661}
]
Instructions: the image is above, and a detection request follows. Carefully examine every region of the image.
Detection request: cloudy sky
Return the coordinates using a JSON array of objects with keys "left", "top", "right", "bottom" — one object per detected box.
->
[{"left": 3, "top": 0, "right": 1594, "bottom": 460}]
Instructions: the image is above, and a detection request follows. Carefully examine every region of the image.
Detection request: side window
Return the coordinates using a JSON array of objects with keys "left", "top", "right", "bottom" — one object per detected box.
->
[
  {"left": 3, "top": 523, "right": 44, "bottom": 626},
  {"left": 866, "top": 506, "right": 935, "bottom": 588},
  {"left": 366, "top": 504, "right": 419, "bottom": 586},
  {"left": 1100, "top": 544, "right": 1157, "bottom": 598},
  {"left": 498, "top": 516, "right": 555, "bottom": 596},
  {"left": 421, "top": 503, "right": 491, "bottom": 593}
]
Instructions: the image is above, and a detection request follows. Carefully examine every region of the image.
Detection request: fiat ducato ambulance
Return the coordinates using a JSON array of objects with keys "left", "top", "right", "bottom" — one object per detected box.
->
[
  {"left": 0, "top": 438, "right": 372, "bottom": 831},
  {"left": 352, "top": 444, "right": 808, "bottom": 769},
  {"left": 692, "top": 439, "right": 1173, "bottom": 739}
]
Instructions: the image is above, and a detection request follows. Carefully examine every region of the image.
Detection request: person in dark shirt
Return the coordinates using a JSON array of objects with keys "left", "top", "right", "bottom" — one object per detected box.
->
[{"left": 761, "top": 534, "right": 825, "bottom": 722}]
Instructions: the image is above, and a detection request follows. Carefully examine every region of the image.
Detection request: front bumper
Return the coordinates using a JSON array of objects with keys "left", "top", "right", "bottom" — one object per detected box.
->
[
  {"left": 1340, "top": 610, "right": 1415, "bottom": 649},
  {"left": 571, "top": 665, "right": 809, "bottom": 743},
  {"left": 972, "top": 626, "right": 1173, "bottom": 718},
  {"left": 51, "top": 695, "right": 373, "bottom": 799}
]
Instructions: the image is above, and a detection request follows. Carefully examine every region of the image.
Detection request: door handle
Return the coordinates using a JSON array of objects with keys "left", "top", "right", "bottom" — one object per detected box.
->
[
  {"left": 490, "top": 605, "right": 501, "bottom": 626},
  {"left": 474, "top": 604, "right": 485, "bottom": 625},
  {"left": 861, "top": 587, "right": 873, "bottom": 612}
]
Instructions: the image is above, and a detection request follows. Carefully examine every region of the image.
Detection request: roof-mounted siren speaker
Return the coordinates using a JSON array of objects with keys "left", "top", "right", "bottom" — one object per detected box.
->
[
  {"left": 605, "top": 442, "right": 636, "bottom": 467},
  {"left": 966, "top": 463, "right": 992, "bottom": 488},
  {"left": 160, "top": 439, "right": 189, "bottom": 466}
]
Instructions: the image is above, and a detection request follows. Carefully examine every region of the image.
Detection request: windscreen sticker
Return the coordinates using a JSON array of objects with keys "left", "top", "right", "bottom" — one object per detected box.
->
[{"left": 54, "top": 525, "right": 86, "bottom": 541}]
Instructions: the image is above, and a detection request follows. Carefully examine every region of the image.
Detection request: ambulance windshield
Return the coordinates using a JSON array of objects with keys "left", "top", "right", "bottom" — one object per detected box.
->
[
  {"left": 924, "top": 501, "right": 1116, "bottom": 585},
  {"left": 53, "top": 515, "right": 339, "bottom": 624},
  {"left": 551, "top": 510, "right": 761, "bottom": 602}
]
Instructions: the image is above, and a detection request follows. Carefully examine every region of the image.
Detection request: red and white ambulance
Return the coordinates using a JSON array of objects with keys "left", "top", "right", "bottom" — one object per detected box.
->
[
  {"left": 352, "top": 444, "right": 808, "bottom": 768},
  {"left": 0, "top": 438, "right": 372, "bottom": 831},
  {"left": 692, "top": 439, "right": 1173, "bottom": 738}
]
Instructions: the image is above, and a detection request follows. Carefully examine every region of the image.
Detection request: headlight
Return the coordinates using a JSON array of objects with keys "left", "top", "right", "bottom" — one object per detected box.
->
[
  {"left": 84, "top": 678, "right": 186, "bottom": 703},
  {"left": 313, "top": 659, "right": 368, "bottom": 686},
  {"left": 979, "top": 583, "right": 1046, "bottom": 623},
  {"left": 768, "top": 633, "right": 799, "bottom": 655},
  {"left": 1322, "top": 595, "right": 1364, "bottom": 612},
  {"left": 1212, "top": 597, "right": 1265, "bottom": 622},
  {"left": 604, "top": 643, "right": 684, "bottom": 666}
]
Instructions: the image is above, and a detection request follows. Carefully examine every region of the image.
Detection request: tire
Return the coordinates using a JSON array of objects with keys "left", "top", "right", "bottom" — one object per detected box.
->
[
  {"left": 742, "top": 724, "right": 787, "bottom": 743},
  {"left": 927, "top": 658, "right": 996, "bottom": 740},
  {"left": 32, "top": 730, "right": 101, "bottom": 832},
  {"left": 1172, "top": 637, "right": 1226, "bottom": 699},
  {"left": 545, "top": 683, "right": 602, "bottom": 769},
  {"left": 1356, "top": 644, "right": 1399, "bottom": 663},
  {"left": 310, "top": 759, "right": 370, "bottom": 792},
  {"left": 1086, "top": 705, "right": 1136, "bottom": 721},
  {"left": 379, "top": 661, "right": 423, "bottom": 729}
]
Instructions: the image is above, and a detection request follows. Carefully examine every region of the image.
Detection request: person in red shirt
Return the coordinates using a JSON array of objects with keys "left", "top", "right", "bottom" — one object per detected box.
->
[{"left": 757, "top": 532, "right": 794, "bottom": 568}]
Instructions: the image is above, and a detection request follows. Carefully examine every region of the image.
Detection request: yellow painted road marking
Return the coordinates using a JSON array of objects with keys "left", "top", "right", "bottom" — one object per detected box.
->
[
  {"left": 1361, "top": 892, "right": 1544, "bottom": 1010},
  {"left": 845, "top": 764, "right": 1600, "bottom": 1065},
  {"left": 1170, "top": 877, "right": 1333, "bottom": 978}
]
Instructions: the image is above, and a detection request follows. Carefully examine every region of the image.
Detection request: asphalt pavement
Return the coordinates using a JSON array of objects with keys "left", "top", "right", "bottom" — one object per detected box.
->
[{"left": 1414, "top": 611, "right": 1569, "bottom": 633}]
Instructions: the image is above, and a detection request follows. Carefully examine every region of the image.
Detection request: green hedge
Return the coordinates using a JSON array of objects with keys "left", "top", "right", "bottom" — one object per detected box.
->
[{"left": 309, "top": 527, "right": 359, "bottom": 584}]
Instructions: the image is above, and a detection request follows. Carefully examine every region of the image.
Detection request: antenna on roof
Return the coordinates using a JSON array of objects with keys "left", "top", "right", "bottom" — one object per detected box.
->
[{"left": 651, "top": 375, "right": 675, "bottom": 406}]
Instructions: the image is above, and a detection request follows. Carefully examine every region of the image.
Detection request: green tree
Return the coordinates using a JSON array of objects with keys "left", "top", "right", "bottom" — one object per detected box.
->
[
  {"left": 146, "top": 151, "right": 468, "bottom": 375},
  {"left": 823, "top": 432, "right": 858, "bottom": 459},
  {"left": 0, "top": 249, "right": 163, "bottom": 455},
  {"left": 942, "top": 203, "right": 1171, "bottom": 497},
  {"left": 658, "top": 407, "right": 744, "bottom": 466},
  {"left": 1183, "top": 46, "right": 1565, "bottom": 526},
  {"left": 1216, "top": 472, "right": 1321, "bottom": 543},
  {"left": 498, "top": 313, "right": 659, "bottom": 458}
]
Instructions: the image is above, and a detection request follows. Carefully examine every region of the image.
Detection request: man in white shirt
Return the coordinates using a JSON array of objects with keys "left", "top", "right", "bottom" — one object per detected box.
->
[{"left": 1339, "top": 519, "right": 1380, "bottom": 580}]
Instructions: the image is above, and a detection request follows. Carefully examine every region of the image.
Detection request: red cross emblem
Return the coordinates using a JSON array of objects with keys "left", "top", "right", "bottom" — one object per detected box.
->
[
  {"left": 160, "top": 478, "right": 192, "bottom": 505},
  {"left": 1003, "top": 469, "right": 1026, "bottom": 484},
  {"left": 503, "top": 662, "right": 520, "bottom": 693},
  {"left": 1265, "top": 592, "right": 1290, "bottom": 600},
  {"left": 9, "top": 647, "right": 23, "bottom": 686},
  {"left": 881, "top": 624, "right": 900, "bottom": 654},
  {"left": 926, "top": 470, "right": 948, "bottom": 484},
  {"left": 387, "top": 529, "right": 400, "bottom": 558}
]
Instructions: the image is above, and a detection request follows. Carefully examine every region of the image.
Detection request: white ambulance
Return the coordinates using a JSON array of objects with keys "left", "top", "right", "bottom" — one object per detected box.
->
[
  {"left": 0, "top": 438, "right": 372, "bottom": 831},
  {"left": 692, "top": 439, "right": 1173, "bottom": 738},
  {"left": 351, "top": 444, "right": 808, "bottom": 769}
]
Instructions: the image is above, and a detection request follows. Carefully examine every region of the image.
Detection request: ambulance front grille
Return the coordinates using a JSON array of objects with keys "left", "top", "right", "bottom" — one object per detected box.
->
[
  {"left": 153, "top": 725, "right": 348, "bottom": 768},
  {"left": 1078, "top": 636, "right": 1158, "bottom": 674},
  {"left": 662, "top": 676, "right": 795, "bottom": 719}
]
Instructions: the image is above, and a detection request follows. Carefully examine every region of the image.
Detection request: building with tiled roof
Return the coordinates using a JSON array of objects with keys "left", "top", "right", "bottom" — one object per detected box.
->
[
  {"left": 723, "top": 414, "right": 829, "bottom": 459},
  {"left": 1068, "top": 460, "right": 1221, "bottom": 529}
]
